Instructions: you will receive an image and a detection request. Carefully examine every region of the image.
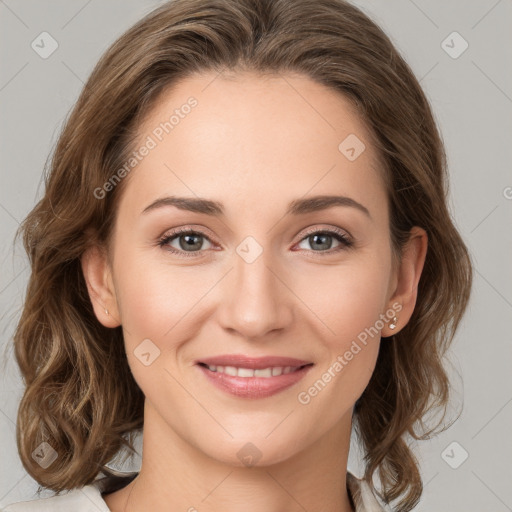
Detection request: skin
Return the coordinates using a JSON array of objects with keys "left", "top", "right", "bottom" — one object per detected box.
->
[{"left": 82, "top": 71, "right": 427, "bottom": 512}]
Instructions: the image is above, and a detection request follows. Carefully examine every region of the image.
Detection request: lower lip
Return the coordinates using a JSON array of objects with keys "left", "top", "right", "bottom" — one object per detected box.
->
[{"left": 196, "top": 364, "right": 313, "bottom": 399}]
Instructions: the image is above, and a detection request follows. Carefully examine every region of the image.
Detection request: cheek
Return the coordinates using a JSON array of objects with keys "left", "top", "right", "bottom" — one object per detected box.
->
[
  {"left": 292, "top": 255, "right": 390, "bottom": 401},
  {"left": 113, "top": 247, "right": 211, "bottom": 340},
  {"left": 293, "top": 254, "right": 390, "bottom": 347},
  {"left": 114, "top": 261, "right": 206, "bottom": 393}
]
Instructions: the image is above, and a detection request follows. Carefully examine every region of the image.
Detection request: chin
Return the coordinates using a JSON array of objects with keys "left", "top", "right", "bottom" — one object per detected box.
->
[{"left": 199, "top": 431, "right": 309, "bottom": 469}]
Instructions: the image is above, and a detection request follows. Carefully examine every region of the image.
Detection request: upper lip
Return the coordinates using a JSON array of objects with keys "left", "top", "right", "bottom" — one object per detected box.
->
[{"left": 196, "top": 354, "right": 313, "bottom": 369}]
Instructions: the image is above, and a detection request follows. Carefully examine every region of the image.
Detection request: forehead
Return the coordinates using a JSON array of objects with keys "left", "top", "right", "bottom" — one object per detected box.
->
[{"left": 119, "top": 71, "right": 387, "bottom": 222}]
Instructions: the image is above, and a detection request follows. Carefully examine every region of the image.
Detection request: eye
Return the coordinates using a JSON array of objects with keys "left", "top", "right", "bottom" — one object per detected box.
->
[
  {"left": 294, "top": 227, "right": 353, "bottom": 254},
  {"left": 157, "top": 225, "right": 354, "bottom": 258},
  {"left": 158, "top": 228, "right": 214, "bottom": 257}
]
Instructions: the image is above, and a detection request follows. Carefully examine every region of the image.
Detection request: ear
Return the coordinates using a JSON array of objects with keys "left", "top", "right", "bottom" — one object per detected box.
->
[
  {"left": 81, "top": 245, "right": 121, "bottom": 328},
  {"left": 381, "top": 226, "right": 428, "bottom": 337}
]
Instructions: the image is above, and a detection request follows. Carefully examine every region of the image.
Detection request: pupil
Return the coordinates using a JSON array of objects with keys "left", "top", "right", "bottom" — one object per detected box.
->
[
  {"left": 311, "top": 233, "right": 331, "bottom": 250},
  {"left": 180, "top": 234, "right": 202, "bottom": 251}
]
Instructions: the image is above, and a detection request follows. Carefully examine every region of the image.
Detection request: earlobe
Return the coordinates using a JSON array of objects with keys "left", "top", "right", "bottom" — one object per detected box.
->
[
  {"left": 80, "top": 245, "right": 121, "bottom": 328},
  {"left": 382, "top": 226, "right": 428, "bottom": 337}
]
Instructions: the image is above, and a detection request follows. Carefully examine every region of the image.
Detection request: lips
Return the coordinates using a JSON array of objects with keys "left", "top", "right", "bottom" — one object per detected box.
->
[{"left": 195, "top": 354, "right": 314, "bottom": 399}]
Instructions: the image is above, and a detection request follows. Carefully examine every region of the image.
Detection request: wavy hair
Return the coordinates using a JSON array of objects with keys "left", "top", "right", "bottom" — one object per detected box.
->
[{"left": 11, "top": 0, "right": 472, "bottom": 510}]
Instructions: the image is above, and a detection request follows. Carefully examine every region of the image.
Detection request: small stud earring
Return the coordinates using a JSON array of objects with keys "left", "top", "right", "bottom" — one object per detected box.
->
[
  {"left": 389, "top": 316, "right": 398, "bottom": 330},
  {"left": 105, "top": 308, "right": 109, "bottom": 316}
]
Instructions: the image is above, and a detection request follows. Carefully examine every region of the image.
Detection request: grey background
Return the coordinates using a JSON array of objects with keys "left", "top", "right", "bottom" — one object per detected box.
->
[{"left": 1, "top": 0, "right": 511, "bottom": 510}]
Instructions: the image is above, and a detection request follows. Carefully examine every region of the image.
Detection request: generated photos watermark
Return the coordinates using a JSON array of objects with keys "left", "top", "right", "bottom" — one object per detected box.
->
[
  {"left": 297, "top": 301, "right": 402, "bottom": 405},
  {"left": 93, "top": 96, "right": 198, "bottom": 199}
]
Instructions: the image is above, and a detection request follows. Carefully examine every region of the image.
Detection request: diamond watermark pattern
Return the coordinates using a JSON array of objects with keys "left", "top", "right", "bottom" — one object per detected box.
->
[
  {"left": 134, "top": 338, "right": 161, "bottom": 366},
  {"left": 237, "top": 442, "right": 263, "bottom": 467},
  {"left": 31, "top": 31, "right": 59, "bottom": 59},
  {"left": 441, "top": 441, "right": 469, "bottom": 469},
  {"left": 441, "top": 31, "right": 469, "bottom": 59},
  {"left": 338, "top": 134, "right": 366, "bottom": 162},
  {"left": 236, "top": 236, "right": 263, "bottom": 264},
  {"left": 31, "top": 441, "right": 58, "bottom": 469}
]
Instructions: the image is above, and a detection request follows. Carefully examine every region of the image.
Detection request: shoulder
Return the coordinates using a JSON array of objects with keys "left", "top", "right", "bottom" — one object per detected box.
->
[
  {"left": 347, "top": 472, "right": 388, "bottom": 512},
  {"left": 1, "top": 486, "right": 107, "bottom": 512},
  {"left": 1, "top": 471, "right": 138, "bottom": 512}
]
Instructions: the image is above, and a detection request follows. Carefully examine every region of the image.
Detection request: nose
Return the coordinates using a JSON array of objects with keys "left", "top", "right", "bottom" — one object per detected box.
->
[{"left": 216, "top": 245, "right": 294, "bottom": 340}]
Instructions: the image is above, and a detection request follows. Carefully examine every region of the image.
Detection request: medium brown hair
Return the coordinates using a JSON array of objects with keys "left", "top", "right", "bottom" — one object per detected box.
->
[{"left": 11, "top": 0, "right": 472, "bottom": 510}]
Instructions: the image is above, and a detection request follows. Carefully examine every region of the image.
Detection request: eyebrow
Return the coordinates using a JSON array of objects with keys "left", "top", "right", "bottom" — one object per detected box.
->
[{"left": 141, "top": 194, "right": 371, "bottom": 219}]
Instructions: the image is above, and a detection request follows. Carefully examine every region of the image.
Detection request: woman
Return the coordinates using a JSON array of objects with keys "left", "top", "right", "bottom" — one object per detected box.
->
[{"left": 4, "top": 0, "right": 472, "bottom": 511}]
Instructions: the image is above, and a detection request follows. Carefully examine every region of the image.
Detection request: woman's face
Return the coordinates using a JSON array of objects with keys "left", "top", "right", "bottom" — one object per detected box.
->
[{"left": 95, "top": 72, "right": 403, "bottom": 466}]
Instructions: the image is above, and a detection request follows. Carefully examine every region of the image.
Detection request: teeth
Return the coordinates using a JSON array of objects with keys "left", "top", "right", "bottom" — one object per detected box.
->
[
  {"left": 205, "top": 364, "right": 301, "bottom": 377},
  {"left": 223, "top": 365, "right": 237, "bottom": 376},
  {"left": 255, "top": 368, "right": 272, "bottom": 377}
]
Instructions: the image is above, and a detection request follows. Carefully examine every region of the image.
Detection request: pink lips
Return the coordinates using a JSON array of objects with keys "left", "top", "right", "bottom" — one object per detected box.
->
[{"left": 196, "top": 354, "right": 314, "bottom": 399}]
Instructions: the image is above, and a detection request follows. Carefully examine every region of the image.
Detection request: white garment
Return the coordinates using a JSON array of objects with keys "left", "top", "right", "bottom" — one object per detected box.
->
[{"left": 2, "top": 470, "right": 385, "bottom": 511}]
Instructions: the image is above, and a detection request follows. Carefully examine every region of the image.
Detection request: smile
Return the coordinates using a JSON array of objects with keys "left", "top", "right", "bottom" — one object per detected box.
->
[
  {"left": 201, "top": 363, "right": 305, "bottom": 377},
  {"left": 196, "top": 362, "right": 314, "bottom": 399}
]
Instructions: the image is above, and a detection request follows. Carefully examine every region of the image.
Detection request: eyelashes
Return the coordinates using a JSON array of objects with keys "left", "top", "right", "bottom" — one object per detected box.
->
[
  {"left": 296, "top": 226, "right": 353, "bottom": 253},
  {"left": 157, "top": 225, "right": 354, "bottom": 258},
  {"left": 158, "top": 227, "right": 214, "bottom": 258}
]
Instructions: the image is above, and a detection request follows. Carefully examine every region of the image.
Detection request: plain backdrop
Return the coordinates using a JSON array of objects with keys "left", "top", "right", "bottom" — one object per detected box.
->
[{"left": 1, "top": 1, "right": 511, "bottom": 510}]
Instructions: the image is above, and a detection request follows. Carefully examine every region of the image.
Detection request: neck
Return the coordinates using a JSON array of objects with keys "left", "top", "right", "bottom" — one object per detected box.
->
[{"left": 106, "top": 400, "right": 355, "bottom": 512}]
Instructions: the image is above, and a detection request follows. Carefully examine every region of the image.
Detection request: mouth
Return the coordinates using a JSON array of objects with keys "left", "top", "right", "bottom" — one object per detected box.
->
[
  {"left": 197, "top": 362, "right": 313, "bottom": 377},
  {"left": 195, "top": 356, "right": 315, "bottom": 399}
]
